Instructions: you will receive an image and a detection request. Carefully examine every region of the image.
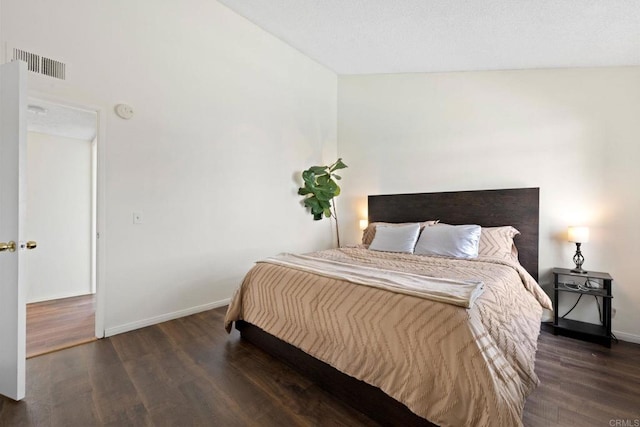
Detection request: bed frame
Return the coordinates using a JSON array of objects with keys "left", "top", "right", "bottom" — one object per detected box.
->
[
  {"left": 236, "top": 187, "right": 540, "bottom": 426},
  {"left": 368, "top": 187, "right": 539, "bottom": 280}
]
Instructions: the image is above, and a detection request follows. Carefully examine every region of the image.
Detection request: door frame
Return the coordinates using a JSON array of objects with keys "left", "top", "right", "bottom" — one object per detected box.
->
[{"left": 28, "top": 91, "right": 107, "bottom": 338}]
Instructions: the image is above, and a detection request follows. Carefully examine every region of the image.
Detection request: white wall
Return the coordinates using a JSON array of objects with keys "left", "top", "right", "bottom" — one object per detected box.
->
[
  {"left": 25, "top": 131, "right": 92, "bottom": 303},
  {"left": 338, "top": 68, "right": 640, "bottom": 342},
  {"left": 1, "top": 0, "right": 337, "bottom": 334}
]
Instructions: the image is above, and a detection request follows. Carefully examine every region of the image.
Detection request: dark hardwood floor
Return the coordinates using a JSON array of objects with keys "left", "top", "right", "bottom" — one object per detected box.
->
[
  {"left": 26, "top": 294, "right": 96, "bottom": 358},
  {"left": 525, "top": 325, "right": 640, "bottom": 426},
  {"left": 1, "top": 306, "right": 638, "bottom": 426}
]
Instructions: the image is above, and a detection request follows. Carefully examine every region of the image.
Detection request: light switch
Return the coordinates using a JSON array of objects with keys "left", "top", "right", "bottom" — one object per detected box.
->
[{"left": 133, "top": 211, "right": 144, "bottom": 224}]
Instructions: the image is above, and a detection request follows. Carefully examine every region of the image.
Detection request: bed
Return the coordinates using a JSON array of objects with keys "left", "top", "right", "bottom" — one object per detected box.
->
[{"left": 224, "top": 187, "right": 552, "bottom": 426}]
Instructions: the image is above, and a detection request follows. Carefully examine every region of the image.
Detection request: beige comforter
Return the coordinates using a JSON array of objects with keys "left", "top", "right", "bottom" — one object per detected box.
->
[
  {"left": 260, "top": 252, "right": 486, "bottom": 308},
  {"left": 225, "top": 248, "right": 552, "bottom": 427}
]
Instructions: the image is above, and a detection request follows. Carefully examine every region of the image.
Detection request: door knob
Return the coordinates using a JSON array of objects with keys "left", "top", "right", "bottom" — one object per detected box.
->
[
  {"left": 0, "top": 241, "right": 17, "bottom": 252},
  {"left": 26, "top": 241, "right": 37, "bottom": 250}
]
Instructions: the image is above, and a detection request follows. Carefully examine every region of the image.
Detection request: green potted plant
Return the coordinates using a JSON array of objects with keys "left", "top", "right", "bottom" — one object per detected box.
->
[{"left": 298, "top": 158, "right": 348, "bottom": 247}]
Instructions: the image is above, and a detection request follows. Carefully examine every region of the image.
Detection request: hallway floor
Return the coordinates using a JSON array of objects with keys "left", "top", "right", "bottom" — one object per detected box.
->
[{"left": 26, "top": 294, "right": 96, "bottom": 358}]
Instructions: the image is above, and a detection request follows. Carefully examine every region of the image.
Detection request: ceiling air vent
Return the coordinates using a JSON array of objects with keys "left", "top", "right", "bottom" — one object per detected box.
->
[
  {"left": 12, "top": 48, "right": 39, "bottom": 73},
  {"left": 40, "top": 57, "right": 66, "bottom": 80},
  {"left": 12, "top": 48, "right": 66, "bottom": 80}
]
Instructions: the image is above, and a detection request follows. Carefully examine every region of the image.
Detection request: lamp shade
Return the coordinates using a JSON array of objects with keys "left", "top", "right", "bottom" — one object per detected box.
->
[
  {"left": 568, "top": 226, "right": 589, "bottom": 243},
  {"left": 359, "top": 219, "right": 369, "bottom": 231}
]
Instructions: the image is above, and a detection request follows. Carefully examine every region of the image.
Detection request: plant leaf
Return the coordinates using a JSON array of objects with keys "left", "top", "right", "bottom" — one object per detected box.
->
[
  {"left": 302, "top": 170, "right": 316, "bottom": 186},
  {"left": 304, "top": 197, "right": 320, "bottom": 210},
  {"left": 317, "top": 174, "right": 330, "bottom": 186},
  {"left": 325, "top": 179, "right": 338, "bottom": 194},
  {"left": 309, "top": 166, "right": 328, "bottom": 175},
  {"left": 331, "top": 158, "right": 348, "bottom": 171},
  {"left": 318, "top": 199, "right": 331, "bottom": 209}
]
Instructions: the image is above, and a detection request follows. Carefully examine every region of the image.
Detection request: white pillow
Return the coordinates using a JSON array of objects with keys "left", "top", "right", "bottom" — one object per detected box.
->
[
  {"left": 414, "top": 224, "right": 481, "bottom": 259},
  {"left": 362, "top": 220, "right": 438, "bottom": 246},
  {"left": 368, "top": 223, "right": 421, "bottom": 253}
]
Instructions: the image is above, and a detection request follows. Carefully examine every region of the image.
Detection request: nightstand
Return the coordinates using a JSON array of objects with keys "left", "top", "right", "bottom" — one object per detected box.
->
[{"left": 552, "top": 267, "right": 613, "bottom": 347}]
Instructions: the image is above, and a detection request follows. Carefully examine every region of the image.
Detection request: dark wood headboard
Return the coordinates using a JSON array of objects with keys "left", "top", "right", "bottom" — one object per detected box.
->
[{"left": 368, "top": 188, "right": 540, "bottom": 281}]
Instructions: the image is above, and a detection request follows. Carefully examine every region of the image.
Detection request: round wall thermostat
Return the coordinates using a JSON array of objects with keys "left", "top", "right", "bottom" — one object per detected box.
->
[{"left": 115, "top": 104, "right": 134, "bottom": 119}]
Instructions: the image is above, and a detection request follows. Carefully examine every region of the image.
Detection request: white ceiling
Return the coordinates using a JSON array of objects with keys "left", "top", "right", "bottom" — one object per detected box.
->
[
  {"left": 218, "top": 0, "right": 640, "bottom": 74},
  {"left": 27, "top": 99, "right": 97, "bottom": 141}
]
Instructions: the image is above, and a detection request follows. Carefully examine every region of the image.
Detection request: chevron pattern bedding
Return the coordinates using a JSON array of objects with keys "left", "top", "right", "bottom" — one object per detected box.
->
[{"left": 225, "top": 247, "right": 552, "bottom": 427}]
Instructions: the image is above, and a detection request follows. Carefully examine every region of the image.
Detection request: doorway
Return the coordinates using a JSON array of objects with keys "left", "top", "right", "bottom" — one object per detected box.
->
[{"left": 24, "top": 98, "right": 99, "bottom": 357}]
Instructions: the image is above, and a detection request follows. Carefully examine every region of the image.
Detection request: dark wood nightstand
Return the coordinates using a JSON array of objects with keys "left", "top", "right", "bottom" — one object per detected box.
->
[{"left": 552, "top": 267, "right": 613, "bottom": 347}]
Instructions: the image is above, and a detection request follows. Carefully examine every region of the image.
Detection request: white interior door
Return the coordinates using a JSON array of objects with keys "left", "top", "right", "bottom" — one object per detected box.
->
[{"left": 0, "top": 60, "right": 28, "bottom": 401}]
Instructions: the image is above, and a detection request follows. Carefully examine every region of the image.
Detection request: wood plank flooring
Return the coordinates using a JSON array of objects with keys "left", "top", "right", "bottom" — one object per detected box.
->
[
  {"left": 1, "top": 306, "right": 638, "bottom": 426},
  {"left": 26, "top": 294, "right": 96, "bottom": 358}
]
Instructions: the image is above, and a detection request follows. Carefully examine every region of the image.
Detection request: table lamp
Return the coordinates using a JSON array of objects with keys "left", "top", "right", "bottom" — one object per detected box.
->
[{"left": 568, "top": 226, "right": 589, "bottom": 274}]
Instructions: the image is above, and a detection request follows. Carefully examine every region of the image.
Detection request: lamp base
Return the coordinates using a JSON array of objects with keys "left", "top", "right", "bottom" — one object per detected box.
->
[{"left": 571, "top": 243, "right": 587, "bottom": 274}]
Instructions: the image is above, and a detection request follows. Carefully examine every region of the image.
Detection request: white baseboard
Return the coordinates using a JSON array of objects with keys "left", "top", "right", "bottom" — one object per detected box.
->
[
  {"left": 28, "top": 291, "right": 95, "bottom": 304},
  {"left": 104, "top": 298, "right": 230, "bottom": 337},
  {"left": 612, "top": 330, "right": 640, "bottom": 344}
]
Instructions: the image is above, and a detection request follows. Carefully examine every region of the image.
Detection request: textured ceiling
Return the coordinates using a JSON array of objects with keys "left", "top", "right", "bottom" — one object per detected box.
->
[
  {"left": 27, "top": 99, "right": 97, "bottom": 141},
  {"left": 218, "top": 0, "right": 640, "bottom": 74}
]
